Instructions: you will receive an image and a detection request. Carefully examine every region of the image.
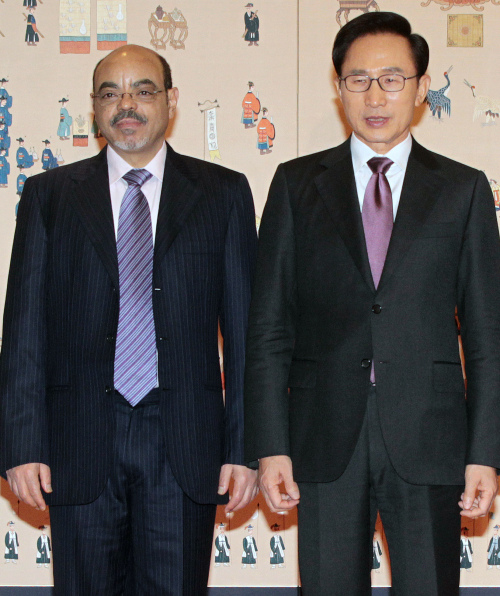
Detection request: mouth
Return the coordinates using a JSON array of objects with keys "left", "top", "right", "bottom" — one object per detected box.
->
[{"left": 365, "top": 116, "right": 389, "bottom": 127}]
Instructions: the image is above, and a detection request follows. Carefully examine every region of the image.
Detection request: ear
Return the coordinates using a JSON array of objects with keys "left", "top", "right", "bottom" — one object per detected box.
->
[
  {"left": 167, "top": 87, "right": 179, "bottom": 116},
  {"left": 415, "top": 74, "right": 431, "bottom": 107},
  {"left": 334, "top": 77, "right": 342, "bottom": 101}
]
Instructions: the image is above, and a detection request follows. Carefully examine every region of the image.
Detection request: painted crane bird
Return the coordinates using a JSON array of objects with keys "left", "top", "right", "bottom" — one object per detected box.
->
[
  {"left": 464, "top": 79, "right": 500, "bottom": 125},
  {"left": 425, "top": 66, "right": 452, "bottom": 120}
]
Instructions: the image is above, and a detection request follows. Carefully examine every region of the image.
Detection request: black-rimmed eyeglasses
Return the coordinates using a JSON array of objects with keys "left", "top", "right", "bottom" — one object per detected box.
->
[{"left": 339, "top": 74, "right": 419, "bottom": 93}]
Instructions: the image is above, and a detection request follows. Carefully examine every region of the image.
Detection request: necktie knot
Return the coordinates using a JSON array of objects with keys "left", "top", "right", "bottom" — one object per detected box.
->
[
  {"left": 367, "top": 156, "right": 393, "bottom": 176},
  {"left": 123, "top": 168, "right": 152, "bottom": 188}
]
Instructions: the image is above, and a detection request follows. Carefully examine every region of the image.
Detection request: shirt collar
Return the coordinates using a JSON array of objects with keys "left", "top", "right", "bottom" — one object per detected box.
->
[
  {"left": 351, "top": 133, "right": 412, "bottom": 175},
  {"left": 107, "top": 142, "right": 167, "bottom": 185}
]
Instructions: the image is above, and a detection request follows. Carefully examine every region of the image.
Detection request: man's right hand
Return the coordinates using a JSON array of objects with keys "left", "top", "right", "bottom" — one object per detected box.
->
[
  {"left": 6, "top": 463, "right": 52, "bottom": 511},
  {"left": 258, "top": 455, "right": 300, "bottom": 512}
]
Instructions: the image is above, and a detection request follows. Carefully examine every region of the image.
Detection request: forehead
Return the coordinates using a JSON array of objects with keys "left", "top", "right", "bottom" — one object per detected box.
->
[
  {"left": 342, "top": 33, "right": 415, "bottom": 74},
  {"left": 95, "top": 49, "right": 163, "bottom": 86}
]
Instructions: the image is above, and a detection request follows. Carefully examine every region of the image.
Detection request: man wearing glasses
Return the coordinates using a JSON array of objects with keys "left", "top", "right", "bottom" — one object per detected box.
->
[
  {"left": 245, "top": 11, "right": 500, "bottom": 595},
  {"left": 0, "top": 45, "right": 258, "bottom": 594}
]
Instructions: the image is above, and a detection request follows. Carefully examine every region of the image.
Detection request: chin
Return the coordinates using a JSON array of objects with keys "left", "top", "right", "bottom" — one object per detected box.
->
[{"left": 114, "top": 137, "right": 149, "bottom": 151}]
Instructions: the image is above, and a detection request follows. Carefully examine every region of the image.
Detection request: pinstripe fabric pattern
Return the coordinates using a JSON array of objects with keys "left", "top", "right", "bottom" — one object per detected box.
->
[
  {"left": 0, "top": 143, "right": 257, "bottom": 509},
  {"left": 50, "top": 393, "right": 216, "bottom": 595},
  {"left": 114, "top": 169, "right": 157, "bottom": 406}
]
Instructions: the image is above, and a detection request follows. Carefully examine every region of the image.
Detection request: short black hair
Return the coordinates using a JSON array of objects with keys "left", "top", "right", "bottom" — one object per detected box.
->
[
  {"left": 332, "top": 12, "right": 429, "bottom": 78},
  {"left": 92, "top": 49, "right": 173, "bottom": 95}
]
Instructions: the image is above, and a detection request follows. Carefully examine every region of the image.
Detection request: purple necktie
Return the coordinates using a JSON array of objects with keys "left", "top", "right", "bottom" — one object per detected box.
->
[
  {"left": 114, "top": 168, "right": 157, "bottom": 406},
  {"left": 362, "top": 157, "right": 394, "bottom": 290},
  {"left": 362, "top": 157, "right": 393, "bottom": 383}
]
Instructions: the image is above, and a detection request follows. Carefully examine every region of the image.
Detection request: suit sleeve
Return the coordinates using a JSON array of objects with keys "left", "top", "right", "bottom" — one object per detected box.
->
[
  {"left": 0, "top": 176, "right": 49, "bottom": 475},
  {"left": 219, "top": 173, "right": 257, "bottom": 465},
  {"left": 456, "top": 170, "right": 500, "bottom": 469},
  {"left": 244, "top": 164, "right": 297, "bottom": 466}
]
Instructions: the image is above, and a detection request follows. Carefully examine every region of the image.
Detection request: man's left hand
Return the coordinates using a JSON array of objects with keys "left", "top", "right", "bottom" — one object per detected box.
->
[
  {"left": 459, "top": 464, "right": 498, "bottom": 519},
  {"left": 218, "top": 464, "right": 258, "bottom": 516}
]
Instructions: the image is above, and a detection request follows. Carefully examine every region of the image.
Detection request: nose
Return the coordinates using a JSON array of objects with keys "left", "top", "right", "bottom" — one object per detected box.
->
[
  {"left": 117, "top": 92, "right": 138, "bottom": 110},
  {"left": 364, "top": 80, "right": 387, "bottom": 108}
]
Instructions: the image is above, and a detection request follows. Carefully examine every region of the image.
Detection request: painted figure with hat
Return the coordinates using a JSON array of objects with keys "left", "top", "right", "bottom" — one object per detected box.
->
[
  {"left": 0, "top": 96, "right": 12, "bottom": 128},
  {"left": 269, "top": 522, "right": 285, "bottom": 568},
  {"left": 214, "top": 522, "right": 230, "bottom": 566},
  {"left": 257, "top": 107, "right": 275, "bottom": 155},
  {"left": 41, "top": 139, "right": 58, "bottom": 170},
  {"left": 0, "top": 123, "right": 10, "bottom": 157},
  {"left": 25, "top": 5, "right": 39, "bottom": 46},
  {"left": 57, "top": 98, "right": 73, "bottom": 140},
  {"left": 0, "top": 146, "right": 10, "bottom": 187},
  {"left": 24, "top": 0, "right": 38, "bottom": 7},
  {"left": 242, "top": 81, "right": 260, "bottom": 129},
  {"left": 36, "top": 525, "right": 51, "bottom": 567},
  {"left": 372, "top": 530, "right": 382, "bottom": 572},
  {"left": 460, "top": 526, "right": 472, "bottom": 571},
  {"left": 487, "top": 525, "right": 500, "bottom": 569},
  {"left": 4, "top": 521, "right": 19, "bottom": 563},
  {"left": 243, "top": 3, "right": 259, "bottom": 46},
  {"left": 0, "top": 78, "right": 12, "bottom": 109},
  {"left": 16, "top": 138, "right": 34, "bottom": 169},
  {"left": 242, "top": 524, "right": 258, "bottom": 568},
  {"left": 16, "top": 164, "right": 27, "bottom": 197}
]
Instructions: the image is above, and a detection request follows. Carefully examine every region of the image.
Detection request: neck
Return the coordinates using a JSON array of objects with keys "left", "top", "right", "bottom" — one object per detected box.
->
[{"left": 111, "top": 140, "right": 164, "bottom": 168}]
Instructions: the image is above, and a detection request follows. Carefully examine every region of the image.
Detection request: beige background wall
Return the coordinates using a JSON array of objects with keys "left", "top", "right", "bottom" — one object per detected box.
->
[{"left": 1, "top": 0, "right": 500, "bottom": 588}]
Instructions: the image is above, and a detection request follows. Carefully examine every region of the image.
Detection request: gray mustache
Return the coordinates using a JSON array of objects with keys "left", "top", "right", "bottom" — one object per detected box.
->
[{"left": 111, "top": 110, "right": 147, "bottom": 126}]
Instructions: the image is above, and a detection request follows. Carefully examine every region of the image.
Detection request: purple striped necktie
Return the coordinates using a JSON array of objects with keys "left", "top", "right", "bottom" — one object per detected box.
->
[
  {"left": 114, "top": 168, "right": 157, "bottom": 406},
  {"left": 362, "top": 156, "right": 393, "bottom": 383}
]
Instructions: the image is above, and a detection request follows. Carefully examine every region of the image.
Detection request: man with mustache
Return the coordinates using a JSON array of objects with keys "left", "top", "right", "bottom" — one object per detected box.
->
[
  {"left": 245, "top": 11, "right": 500, "bottom": 595},
  {"left": 0, "top": 44, "right": 258, "bottom": 595}
]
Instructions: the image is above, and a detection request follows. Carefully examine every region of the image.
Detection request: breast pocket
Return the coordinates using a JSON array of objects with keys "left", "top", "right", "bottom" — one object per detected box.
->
[{"left": 418, "top": 222, "right": 458, "bottom": 239}]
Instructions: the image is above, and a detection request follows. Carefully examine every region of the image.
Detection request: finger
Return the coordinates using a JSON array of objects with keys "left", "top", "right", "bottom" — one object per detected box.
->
[
  {"left": 15, "top": 475, "right": 39, "bottom": 509},
  {"left": 462, "top": 479, "right": 479, "bottom": 510},
  {"left": 39, "top": 464, "right": 52, "bottom": 494},
  {"left": 283, "top": 477, "right": 300, "bottom": 501},
  {"left": 225, "top": 479, "right": 247, "bottom": 513},
  {"left": 26, "top": 473, "right": 46, "bottom": 510},
  {"left": 218, "top": 465, "right": 232, "bottom": 496}
]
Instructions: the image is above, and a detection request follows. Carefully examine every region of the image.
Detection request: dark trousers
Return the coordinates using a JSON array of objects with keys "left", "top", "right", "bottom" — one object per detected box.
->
[
  {"left": 298, "top": 386, "right": 463, "bottom": 596},
  {"left": 49, "top": 391, "right": 217, "bottom": 596}
]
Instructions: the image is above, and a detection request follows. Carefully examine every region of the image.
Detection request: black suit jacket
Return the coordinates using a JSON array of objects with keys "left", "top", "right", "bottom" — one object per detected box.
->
[
  {"left": 0, "top": 144, "right": 257, "bottom": 506},
  {"left": 245, "top": 138, "right": 500, "bottom": 485}
]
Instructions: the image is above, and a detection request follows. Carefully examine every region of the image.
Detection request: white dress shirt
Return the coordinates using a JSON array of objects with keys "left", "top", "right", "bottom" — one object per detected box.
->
[
  {"left": 351, "top": 132, "right": 412, "bottom": 221},
  {"left": 107, "top": 142, "right": 167, "bottom": 241}
]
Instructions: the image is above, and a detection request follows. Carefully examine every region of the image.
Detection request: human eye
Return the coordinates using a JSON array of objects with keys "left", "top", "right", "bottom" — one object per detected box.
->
[
  {"left": 350, "top": 75, "right": 368, "bottom": 86},
  {"left": 101, "top": 91, "right": 118, "bottom": 100},
  {"left": 381, "top": 74, "right": 403, "bottom": 88}
]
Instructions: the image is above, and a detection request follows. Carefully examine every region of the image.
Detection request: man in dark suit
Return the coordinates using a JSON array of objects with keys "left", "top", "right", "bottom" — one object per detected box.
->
[
  {"left": 0, "top": 44, "right": 258, "bottom": 595},
  {"left": 244, "top": 12, "right": 500, "bottom": 595}
]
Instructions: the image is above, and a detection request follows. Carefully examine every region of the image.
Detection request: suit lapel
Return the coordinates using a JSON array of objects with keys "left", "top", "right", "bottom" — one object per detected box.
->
[
  {"left": 68, "top": 147, "right": 119, "bottom": 290},
  {"left": 153, "top": 144, "right": 203, "bottom": 269},
  {"left": 378, "top": 140, "right": 443, "bottom": 290},
  {"left": 314, "top": 140, "right": 376, "bottom": 292}
]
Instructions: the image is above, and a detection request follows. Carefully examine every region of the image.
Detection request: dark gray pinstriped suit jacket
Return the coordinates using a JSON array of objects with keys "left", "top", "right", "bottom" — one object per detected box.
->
[{"left": 0, "top": 144, "right": 257, "bottom": 506}]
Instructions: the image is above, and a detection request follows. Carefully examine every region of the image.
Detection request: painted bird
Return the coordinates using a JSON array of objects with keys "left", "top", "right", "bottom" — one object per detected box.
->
[{"left": 426, "top": 66, "right": 453, "bottom": 120}]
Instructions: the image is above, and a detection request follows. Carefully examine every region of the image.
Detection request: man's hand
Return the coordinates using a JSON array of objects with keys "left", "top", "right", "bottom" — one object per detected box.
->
[
  {"left": 218, "top": 464, "right": 258, "bottom": 516},
  {"left": 459, "top": 464, "right": 498, "bottom": 519},
  {"left": 258, "top": 455, "right": 300, "bottom": 512},
  {"left": 6, "top": 463, "right": 52, "bottom": 511}
]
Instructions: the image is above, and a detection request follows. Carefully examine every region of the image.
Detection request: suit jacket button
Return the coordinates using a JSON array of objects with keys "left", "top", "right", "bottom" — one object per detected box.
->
[
  {"left": 106, "top": 334, "right": 115, "bottom": 343},
  {"left": 105, "top": 386, "right": 112, "bottom": 394},
  {"left": 372, "top": 304, "right": 382, "bottom": 314},
  {"left": 361, "top": 359, "right": 372, "bottom": 369}
]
